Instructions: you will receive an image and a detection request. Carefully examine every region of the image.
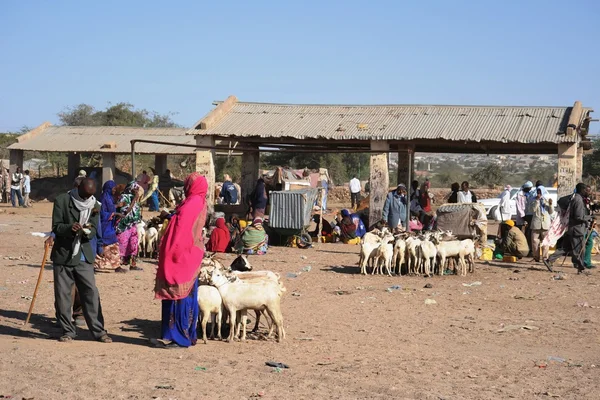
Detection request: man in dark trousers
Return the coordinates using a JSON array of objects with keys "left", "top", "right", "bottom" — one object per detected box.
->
[
  {"left": 51, "top": 177, "right": 111, "bottom": 343},
  {"left": 569, "top": 182, "right": 593, "bottom": 274}
]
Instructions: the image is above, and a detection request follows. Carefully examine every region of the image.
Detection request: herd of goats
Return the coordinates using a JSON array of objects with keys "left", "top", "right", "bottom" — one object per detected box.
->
[
  {"left": 359, "top": 227, "right": 477, "bottom": 277},
  {"left": 190, "top": 226, "right": 478, "bottom": 345}
]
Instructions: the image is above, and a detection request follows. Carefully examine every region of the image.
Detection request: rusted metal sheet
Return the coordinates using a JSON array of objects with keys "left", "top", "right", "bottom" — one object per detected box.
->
[{"left": 269, "top": 188, "right": 319, "bottom": 230}]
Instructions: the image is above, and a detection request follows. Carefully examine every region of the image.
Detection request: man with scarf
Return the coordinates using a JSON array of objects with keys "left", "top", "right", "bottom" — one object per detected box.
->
[{"left": 51, "top": 178, "right": 111, "bottom": 343}]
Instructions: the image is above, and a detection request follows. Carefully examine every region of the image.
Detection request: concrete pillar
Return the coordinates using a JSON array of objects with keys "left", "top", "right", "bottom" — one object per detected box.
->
[
  {"left": 67, "top": 152, "right": 80, "bottom": 180},
  {"left": 102, "top": 153, "right": 115, "bottom": 185},
  {"left": 241, "top": 147, "right": 260, "bottom": 204},
  {"left": 557, "top": 142, "right": 578, "bottom": 197},
  {"left": 397, "top": 148, "right": 413, "bottom": 186},
  {"left": 195, "top": 136, "right": 215, "bottom": 205},
  {"left": 9, "top": 149, "right": 23, "bottom": 174},
  {"left": 576, "top": 145, "right": 583, "bottom": 182},
  {"left": 154, "top": 154, "right": 168, "bottom": 177},
  {"left": 369, "top": 141, "right": 390, "bottom": 228}
]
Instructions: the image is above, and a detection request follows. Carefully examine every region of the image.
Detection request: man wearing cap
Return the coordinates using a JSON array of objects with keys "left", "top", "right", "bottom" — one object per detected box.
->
[
  {"left": 383, "top": 184, "right": 407, "bottom": 230},
  {"left": 501, "top": 220, "right": 529, "bottom": 258}
]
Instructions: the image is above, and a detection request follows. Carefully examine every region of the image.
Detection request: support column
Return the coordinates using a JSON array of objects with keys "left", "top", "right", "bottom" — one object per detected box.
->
[
  {"left": 196, "top": 136, "right": 215, "bottom": 206},
  {"left": 241, "top": 147, "right": 259, "bottom": 204},
  {"left": 397, "top": 147, "right": 414, "bottom": 186},
  {"left": 576, "top": 145, "right": 583, "bottom": 182},
  {"left": 9, "top": 149, "right": 23, "bottom": 174},
  {"left": 102, "top": 153, "right": 115, "bottom": 185},
  {"left": 67, "top": 152, "right": 80, "bottom": 180},
  {"left": 557, "top": 143, "right": 578, "bottom": 197},
  {"left": 154, "top": 154, "right": 167, "bottom": 177},
  {"left": 368, "top": 141, "right": 390, "bottom": 228}
]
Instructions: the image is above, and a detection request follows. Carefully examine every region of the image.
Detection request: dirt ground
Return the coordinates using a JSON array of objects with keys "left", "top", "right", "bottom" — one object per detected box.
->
[{"left": 0, "top": 203, "right": 599, "bottom": 400}]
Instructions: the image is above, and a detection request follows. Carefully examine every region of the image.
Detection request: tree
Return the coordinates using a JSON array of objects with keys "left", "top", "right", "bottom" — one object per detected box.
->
[
  {"left": 58, "top": 102, "right": 179, "bottom": 128},
  {"left": 583, "top": 138, "right": 600, "bottom": 176},
  {"left": 471, "top": 163, "right": 504, "bottom": 188}
]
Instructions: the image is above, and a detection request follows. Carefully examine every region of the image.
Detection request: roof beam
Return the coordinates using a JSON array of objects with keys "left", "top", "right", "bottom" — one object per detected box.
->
[
  {"left": 17, "top": 121, "right": 52, "bottom": 143},
  {"left": 189, "top": 95, "right": 238, "bottom": 131}
]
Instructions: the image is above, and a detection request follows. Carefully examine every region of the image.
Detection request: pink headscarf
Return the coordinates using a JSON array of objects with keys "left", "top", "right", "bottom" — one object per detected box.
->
[{"left": 154, "top": 173, "right": 208, "bottom": 300}]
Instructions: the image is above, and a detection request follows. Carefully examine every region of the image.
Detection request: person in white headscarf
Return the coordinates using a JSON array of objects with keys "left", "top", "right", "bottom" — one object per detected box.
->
[{"left": 498, "top": 185, "right": 512, "bottom": 221}]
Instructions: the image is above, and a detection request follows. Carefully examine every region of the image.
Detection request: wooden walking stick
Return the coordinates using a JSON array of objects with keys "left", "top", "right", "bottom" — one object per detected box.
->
[{"left": 25, "top": 242, "right": 50, "bottom": 325}]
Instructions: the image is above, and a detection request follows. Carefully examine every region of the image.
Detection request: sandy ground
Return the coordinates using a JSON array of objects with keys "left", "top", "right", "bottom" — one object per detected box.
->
[{"left": 0, "top": 202, "right": 599, "bottom": 400}]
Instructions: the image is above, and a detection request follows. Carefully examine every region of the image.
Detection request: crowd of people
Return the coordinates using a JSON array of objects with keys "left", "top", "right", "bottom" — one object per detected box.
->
[
  {"left": 1, "top": 167, "right": 31, "bottom": 207},
  {"left": 496, "top": 181, "right": 595, "bottom": 274}
]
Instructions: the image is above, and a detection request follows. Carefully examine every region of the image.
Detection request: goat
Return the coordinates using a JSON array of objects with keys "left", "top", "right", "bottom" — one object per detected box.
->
[
  {"left": 144, "top": 226, "right": 159, "bottom": 258},
  {"left": 209, "top": 268, "right": 285, "bottom": 342},
  {"left": 371, "top": 232, "right": 395, "bottom": 276},
  {"left": 459, "top": 239, "right": 476, "bottom": 276},
  {"left": 405, "top": 236, "right": 422, "bottom": 275},
  {"left": 418, "top": 238, "right": 437, "bottom": 277},
  {"left": 392, "top": 237, "right": 406, "bottom": 275},
  {"left": 230, "top": 255, "right": 252, "bottom": 272},
  {"left": 136, "top": 221, "right": 146, "bottom": 256},
  {"left": 197, "top": 285, "right": 223, "bottom": 343},
  {"left": 359, "top": 232, "right": 381, "bottom": 275}
]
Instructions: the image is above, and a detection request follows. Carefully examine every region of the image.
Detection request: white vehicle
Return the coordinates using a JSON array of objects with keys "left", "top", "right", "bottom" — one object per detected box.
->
[{"left": 480, "top": 187, "right": 558, "bottom": 221}]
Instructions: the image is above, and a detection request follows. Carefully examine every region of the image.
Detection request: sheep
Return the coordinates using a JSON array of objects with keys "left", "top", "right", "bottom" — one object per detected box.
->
[
  {"left": 144, "top": 226, "right": 159, "bottom": 258},
  {"left": 435, "top": 240, "right": 465, "bottom": 276},
  {"left": 371, "top": 232, "right": 395, "bottom": 276},
  {"left": 136, "top": 221, "right": 146, "bottom": 256},
  {"left": 197, "top": 285, "right": 223, "bottom": 344},
  {"left": 418, "top": 238, "right": 437, "bottom": 277},
  {"left": 405, "top": 236, "right": 422, "bottom": 275},
  {"left": 392, "top": 237, "right": 406, "bottom": 275},
  {"left": 230, "top": 255, "right": 252, "bottom": 272},
  {"left": 460, "top": 239, "right": 476, "bottom": 276},
  {"left": 359, "top": 232, "right": 381, "bottom": 275},
  {"left": 208, "top": 268, "right": 285, "bottom": 342}
]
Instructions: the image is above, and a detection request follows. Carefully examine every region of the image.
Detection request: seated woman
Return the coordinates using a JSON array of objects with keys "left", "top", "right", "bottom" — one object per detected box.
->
[
  {"left": 309, "top": 214, "right": 334, "bottom": 237},
  {"left": 206, "top": 217, "right": 230, "bottom": 253},
  {"left": 334, "top": 209, "right": 359, "bottom": 244},
  {"left": 241, "top": 217, "right": 269, "bottom": 255},
  {"left": 226, "top": 214, "right": 242, "bottom": 250}
]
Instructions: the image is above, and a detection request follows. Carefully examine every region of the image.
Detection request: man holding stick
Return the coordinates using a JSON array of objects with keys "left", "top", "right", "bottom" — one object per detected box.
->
[
  {"left": 51, "top": 177, "right": 111, "bottom": 343},
  {"left": 569, "top": 183, "right": 594, "bottom": 274}
]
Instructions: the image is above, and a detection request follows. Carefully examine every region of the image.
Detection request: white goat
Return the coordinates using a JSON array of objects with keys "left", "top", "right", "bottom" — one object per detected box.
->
[
  {"left": 418, "top": 238, "right": 437, "bottom": 277},
  {"left": 405, "top": 236, "right": 422, "bottom": 275},
  {"left": 136, "top": 221, "right": 146, "bottom": 256},
  {"left": 459, "top": 239, "right": 476, "bottom": 276},
  {"left": 209, "top": 268, "right": 285, "bottom": 342},
  {"left": 392, "top": 237, "right": 406, "bottom": 275},
  {"left": 197, "top": 285, "right": 223, "bottom": 343},
  {"left": 435, "top": 240, "right": 464, "bottom": 276},
  {"left": 144, "top": 226, "right": 159, "bottom": 258},
  {"left": 359, "top": 232, "right": 381, "bottom": 275},
  {"left": 371, "top": 232, "right": 395, "bottom": 276}
]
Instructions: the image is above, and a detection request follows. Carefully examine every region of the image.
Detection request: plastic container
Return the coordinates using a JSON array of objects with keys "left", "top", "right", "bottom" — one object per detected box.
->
[
  {"left": 503, "top": 255, "right": 517, "bottom": 263},
  {"left": 480, "top": 247, "right": 493, "bottom": 261}
]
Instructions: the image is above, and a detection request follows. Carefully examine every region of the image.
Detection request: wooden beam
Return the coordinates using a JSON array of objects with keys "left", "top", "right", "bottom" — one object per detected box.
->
[
  {"left": 193, "top": 95, "right": 238, "bottom": 131},
  {"left": 566, "top": 101, "right": 583, "bottom": 137},
  {"left": 16, "top": 122, "right": 52, "bottom": 143}
]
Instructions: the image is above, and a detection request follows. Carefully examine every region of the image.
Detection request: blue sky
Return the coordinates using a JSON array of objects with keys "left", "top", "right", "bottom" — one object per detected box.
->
[{"left": 0, "top": 0, "right": 598, "bottom": 132}]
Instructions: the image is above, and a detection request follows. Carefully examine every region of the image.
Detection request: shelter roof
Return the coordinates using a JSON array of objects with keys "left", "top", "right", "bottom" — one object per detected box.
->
[
  {"left": 8, "top": 125, "right": 195, "bottom": 154},
  {"left": 189, "top": 98, "right": 593, "bottom": 145}
]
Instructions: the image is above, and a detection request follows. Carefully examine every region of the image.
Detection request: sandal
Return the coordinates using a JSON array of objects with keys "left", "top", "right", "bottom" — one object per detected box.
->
[
  {"left": 115, "top": 267, "right": 128, "bottom": 273},
  {"left": 59, "top": 335, "right": 74, "bottom": 342},
  {"left": 97, "top": 334, "right": 112, "bottom": 343}
]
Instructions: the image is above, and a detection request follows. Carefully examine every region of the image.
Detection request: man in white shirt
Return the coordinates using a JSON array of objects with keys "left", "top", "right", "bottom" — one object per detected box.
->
[
  {"left": 457, "top": 181, "right": 477, "bottom": 204},
  {"left": 22, "top": 169, "right": 31, "bottom": 208},
  {"left": 349, "top": 176, "right": 361, "bottom": 209},
  {"left": 498, "top": 185, "right": 512, "bottom": 221},
  {"left": 10, "top": 167, "right": 24, "bottom": 207}
]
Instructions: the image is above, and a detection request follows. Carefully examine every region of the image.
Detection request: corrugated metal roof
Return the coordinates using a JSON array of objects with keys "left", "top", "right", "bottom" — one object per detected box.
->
[
  {"left": 191, "top": 101, "right": 592, "bottom": 144},
  {"left": 8, "top": 126, "right": 196, "bottom": 154}
]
